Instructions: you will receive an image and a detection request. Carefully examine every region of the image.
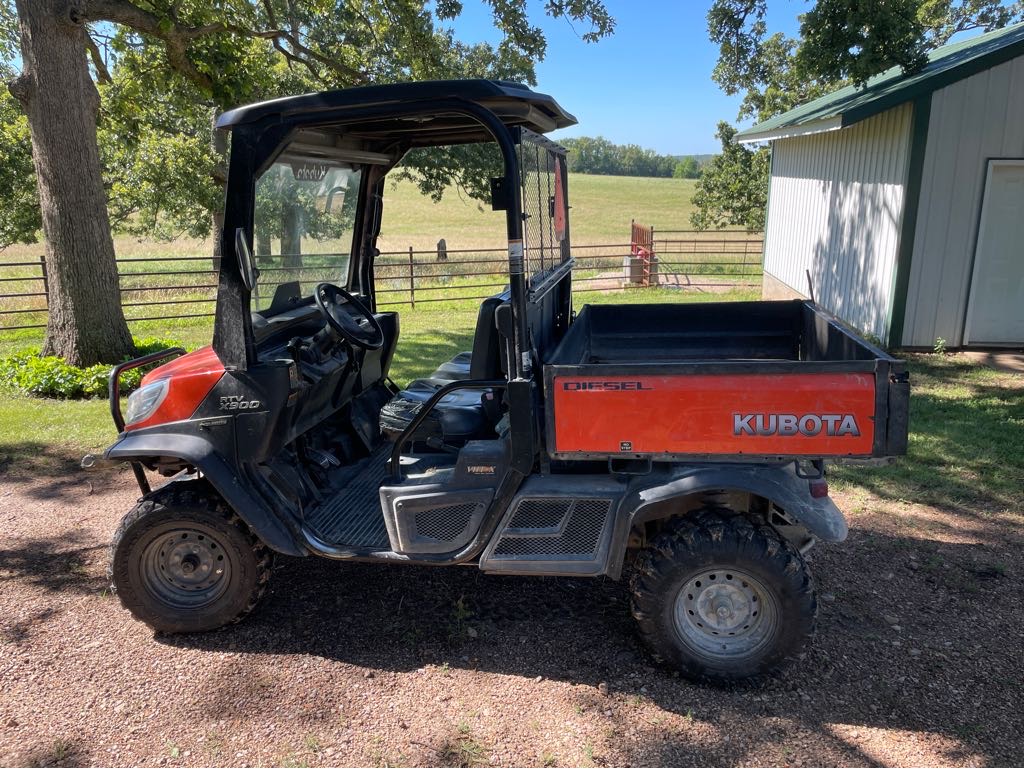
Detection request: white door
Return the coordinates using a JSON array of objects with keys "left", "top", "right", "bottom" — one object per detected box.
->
[{"left": 965, "top": 160, "right": 1024, "bottom": 346}]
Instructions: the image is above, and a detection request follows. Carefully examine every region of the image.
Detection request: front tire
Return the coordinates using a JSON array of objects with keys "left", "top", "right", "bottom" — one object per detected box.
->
[
  {"left": 109, "top": 481, "right": 272, "bottom": 633},
  {"left": 631, "top": 507, "right": 816, "bottom": 684}
]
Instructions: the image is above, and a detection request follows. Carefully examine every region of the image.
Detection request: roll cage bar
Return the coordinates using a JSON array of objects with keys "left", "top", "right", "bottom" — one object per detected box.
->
[{"left": 212, "top": 81, "right": 576, "bottom": 378}]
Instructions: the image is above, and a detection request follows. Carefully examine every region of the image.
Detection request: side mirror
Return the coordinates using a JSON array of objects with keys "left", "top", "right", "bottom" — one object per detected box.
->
[{"left": 235, "top": 228, "right": 259, "bottom": 292}]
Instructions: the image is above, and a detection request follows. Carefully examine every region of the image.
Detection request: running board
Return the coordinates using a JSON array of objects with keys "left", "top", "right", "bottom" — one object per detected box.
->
[{"left": 479, "top": 475, "right": 626, "bottom": 576}]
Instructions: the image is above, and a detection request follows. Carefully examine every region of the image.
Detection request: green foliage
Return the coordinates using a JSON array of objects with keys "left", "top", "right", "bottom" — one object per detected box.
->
[
  {"left": 560, "top": 136, "right": 682, "bottom": 178},
  {"left": 797, "top": 0, "right": 930, "bottom": 86},
  {"left": 395, "top": 142, "right": 504, "bottom": 204},
  {"left": 0, "top": 0, "right": 615, "bottom": 245},
  {"left": 690, "top": 122, "right": 768, "bottom": 231},
  {"left": 708, "top": 0, "right": 1023, "bottom": 122},
  {"left": 698, "top": 0, "right": 1024, "bottom": 231},
  {"left": 673, "top": 156, "right": 701, "bottom": 179},
  {"left": 0, "top": 89, "right": 41, "bottom": 247},
  {"left": 0, "top": 336, "right": 181, "bottom": 399}
]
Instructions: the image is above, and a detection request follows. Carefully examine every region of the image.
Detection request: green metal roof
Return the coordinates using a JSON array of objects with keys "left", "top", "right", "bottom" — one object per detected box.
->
[{"left": 736, "top": 22, "right": 1024, "bottom": 143}]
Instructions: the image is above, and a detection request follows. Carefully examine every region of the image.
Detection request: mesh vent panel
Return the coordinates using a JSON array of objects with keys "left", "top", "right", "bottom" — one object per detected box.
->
[
  {"left": 508, "top": 499, "right": 569, "bottom": 530},
  {"left": 493, "top": 498, "right": 611, "bottom": 557},
  {"left": 414, "top": 503, "right": 479, "bottom": 542}
]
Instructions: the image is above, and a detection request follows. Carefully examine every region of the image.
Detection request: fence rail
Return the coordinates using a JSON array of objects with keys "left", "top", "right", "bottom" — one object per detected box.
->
[{"left": 0, "top": 231, "right": 764, "bottom": 332}]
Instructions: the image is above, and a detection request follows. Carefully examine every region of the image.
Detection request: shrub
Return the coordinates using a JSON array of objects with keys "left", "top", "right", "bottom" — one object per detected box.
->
[{"left": 0, "top": 336, "right": 182, "bottom": 400}]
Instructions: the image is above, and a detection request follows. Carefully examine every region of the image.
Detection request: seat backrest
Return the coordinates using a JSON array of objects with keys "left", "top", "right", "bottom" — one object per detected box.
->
[
  {"left": 470, "top": 291, "right": 510, "bottom": 379},
  {"left": 359, "top": 311, "right": 399, "bottom": 390}
]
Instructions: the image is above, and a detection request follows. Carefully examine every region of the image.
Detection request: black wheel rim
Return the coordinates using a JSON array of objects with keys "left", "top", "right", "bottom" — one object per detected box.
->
[{"left": 139, "top": 524, "right": 232, "bottom": 610}]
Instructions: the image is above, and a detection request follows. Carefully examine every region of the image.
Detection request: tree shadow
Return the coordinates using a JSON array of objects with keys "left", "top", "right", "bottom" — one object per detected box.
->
[
  {"left": 0, "top": 530, "right": 107, "bottom": 600},
  {"left": 162, "top": 522, "right": 1024, "bottom": 765},
  {"left": 0, "top": 443, "right": 82, "bottom": 478}
]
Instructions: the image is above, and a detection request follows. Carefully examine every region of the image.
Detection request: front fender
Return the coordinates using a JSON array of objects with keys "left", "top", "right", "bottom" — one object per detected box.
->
[
  {"left": 105, "top": 431, "right": 305, "bottom": 557},
  {"left": 607, "top": 463, "right": 847, "bottom": 578}
]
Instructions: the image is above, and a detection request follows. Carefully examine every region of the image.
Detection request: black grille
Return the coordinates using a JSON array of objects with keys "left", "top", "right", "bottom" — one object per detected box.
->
[
  {"left": 507, "top": 499, "right": 569, "bottom": 531},
  {"left": 492, "top": 498, "right": 611, "bottom": 557},
  {"left": 415, "top": 503, "right": 479, "bottom": 542}
]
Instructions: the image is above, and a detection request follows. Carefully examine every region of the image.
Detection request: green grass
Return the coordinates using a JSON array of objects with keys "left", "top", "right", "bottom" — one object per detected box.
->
[
  {"left": 0, "top": 174, "right": 753, "bottom": 332},
  {"left": 833, "top": 353, "right": 1024, "bottom": 515},
  {"left": 376, "top": 175, "right": 706, "bottom": 252}
]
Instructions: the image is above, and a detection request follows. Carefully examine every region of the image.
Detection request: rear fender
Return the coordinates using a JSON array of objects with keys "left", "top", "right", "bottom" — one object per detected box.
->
[
  {"left": 608, "top": 463, "right": 847, "bottom": 578},
  {"left": 105, "top": 432, "right": 305, "bottom": 557}
]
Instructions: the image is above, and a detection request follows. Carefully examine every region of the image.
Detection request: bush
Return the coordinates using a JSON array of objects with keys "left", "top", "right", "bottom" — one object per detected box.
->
[{"left": 0, "top": 336, "right": 183, "bottom": 399}]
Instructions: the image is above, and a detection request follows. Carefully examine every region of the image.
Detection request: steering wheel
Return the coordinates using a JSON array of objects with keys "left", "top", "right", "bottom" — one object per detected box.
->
[{"left": 314, "top": 283, "right": 384, "bottom": 350}]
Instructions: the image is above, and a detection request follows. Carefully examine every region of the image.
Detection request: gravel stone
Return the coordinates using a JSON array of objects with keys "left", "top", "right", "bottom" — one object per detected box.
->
[{"left": 1, "top": 460, "right": 1022, "bottom": 767}]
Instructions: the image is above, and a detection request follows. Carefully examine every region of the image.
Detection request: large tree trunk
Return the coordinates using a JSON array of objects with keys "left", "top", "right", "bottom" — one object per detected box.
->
[
  {"left": 9, "top": 0, "right": 134, "bottom": 367},
  {"left": 281, "top": 207, "right": 302, "bottom": 269}
]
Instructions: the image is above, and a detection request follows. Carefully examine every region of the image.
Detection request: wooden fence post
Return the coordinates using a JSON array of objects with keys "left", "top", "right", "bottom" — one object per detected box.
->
[
  {"left": 38, "top": 254, "right": 49, "bottom": 296},
  {"left": 38, "top": 254, "right": 50, "bottom": 316},
  {"left": 408, "top": 246, "right": 416, "bottom": 308}
]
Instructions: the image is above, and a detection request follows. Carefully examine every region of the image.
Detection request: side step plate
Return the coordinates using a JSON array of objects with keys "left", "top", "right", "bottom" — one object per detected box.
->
[{"left": 479, "top": 475, "right": 625, "bottom": 576}]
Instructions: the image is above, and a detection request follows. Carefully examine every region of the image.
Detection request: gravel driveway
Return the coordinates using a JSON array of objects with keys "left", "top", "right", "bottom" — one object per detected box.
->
[{"left": 1, "top": 458, "right": 1022, "bottom": 767}]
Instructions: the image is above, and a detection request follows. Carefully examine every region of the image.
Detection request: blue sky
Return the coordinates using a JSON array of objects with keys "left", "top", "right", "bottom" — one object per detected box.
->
[{"left": 445, "top": 0, "right": 810, "bottom": 155}]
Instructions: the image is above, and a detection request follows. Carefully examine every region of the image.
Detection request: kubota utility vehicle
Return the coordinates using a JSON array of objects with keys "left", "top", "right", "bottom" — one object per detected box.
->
[{"left": 96, "top": 80, "right": 909, "bottom": 683}]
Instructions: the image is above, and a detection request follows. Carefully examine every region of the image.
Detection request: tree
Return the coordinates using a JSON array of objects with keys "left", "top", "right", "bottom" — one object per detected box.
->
[
  {"left": 560, "top": 136, "right": 680, "bottom": 177},
  {"left": 690, "top": 122, "right": 768, "bottom": 232},
  {"left": 673, "top": 156, "right": 700, "bottom": 179},
  {"left": 693, "top": 0, "right": 1024, "bottom": 231},
  {"left": 4, "top": 0, "right": 614, "bottom": 367},
  {"left": 10, "top": 0, "right": 135, "bottom": 365},
  {"left": 0, "top": 88, "right": 39, "bottom": 247}
]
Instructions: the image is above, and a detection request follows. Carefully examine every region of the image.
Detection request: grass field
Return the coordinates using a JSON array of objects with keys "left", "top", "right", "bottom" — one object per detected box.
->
[
  {"left": 0, "top": 173, "right": 760, "bottom": 341},
  {"left": 375, "top": 175, "right": 709, "bottom": 252},
  {"left": 0, "top": 174, "right": 708, "bottom": 265}
]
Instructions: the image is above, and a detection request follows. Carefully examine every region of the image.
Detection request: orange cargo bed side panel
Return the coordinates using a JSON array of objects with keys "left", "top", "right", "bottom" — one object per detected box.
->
[{"left": 552, "top": 372, "right": 876, "bottom": 456}]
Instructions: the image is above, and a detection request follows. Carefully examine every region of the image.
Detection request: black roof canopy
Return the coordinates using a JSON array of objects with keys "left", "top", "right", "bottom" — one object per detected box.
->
[{"left": 216, "top": 79, "right": 577, "bottom": 144}]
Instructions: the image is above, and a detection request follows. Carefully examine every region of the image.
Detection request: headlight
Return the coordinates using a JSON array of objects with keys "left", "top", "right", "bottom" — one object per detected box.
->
[{"left": 125, "top": 379, "right": 169, "bottom": 425}]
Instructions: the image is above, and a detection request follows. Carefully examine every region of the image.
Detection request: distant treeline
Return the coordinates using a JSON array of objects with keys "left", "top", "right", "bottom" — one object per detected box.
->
[{"left": 560, "top": 136, "right": 711, "bottom": 179}]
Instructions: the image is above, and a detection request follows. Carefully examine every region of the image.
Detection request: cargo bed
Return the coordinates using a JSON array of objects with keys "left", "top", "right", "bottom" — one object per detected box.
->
[{"left": 543, "top": 300, "right": 909, "bottom": 462}]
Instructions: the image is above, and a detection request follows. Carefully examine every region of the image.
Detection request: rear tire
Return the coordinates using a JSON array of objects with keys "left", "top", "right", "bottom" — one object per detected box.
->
[
  {"left": 109, "top": 481, "right": 272, "bottom": 633},
  {"left": 630, "top": 507, "right": 815, "bottom": 684}
]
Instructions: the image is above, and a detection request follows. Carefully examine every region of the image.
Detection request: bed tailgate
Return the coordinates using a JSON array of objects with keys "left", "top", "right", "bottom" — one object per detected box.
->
[{"left": 544, "top": 362, "right": 909, "bottom": 461}]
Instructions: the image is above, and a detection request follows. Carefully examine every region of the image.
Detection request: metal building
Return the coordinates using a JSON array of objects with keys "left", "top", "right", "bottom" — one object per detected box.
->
[{"left": 738, "top": 23, "right": 1024, "bottom": 348}]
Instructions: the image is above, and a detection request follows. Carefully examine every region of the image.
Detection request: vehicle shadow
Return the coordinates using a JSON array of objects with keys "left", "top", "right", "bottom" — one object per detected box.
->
[{"left": 162, "top": 521, "right": 1024, "bottom": 766}]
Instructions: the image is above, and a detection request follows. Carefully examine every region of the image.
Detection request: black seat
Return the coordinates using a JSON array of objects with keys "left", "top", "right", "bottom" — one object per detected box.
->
[
  {"left": 417, "top": 291, "right": 508, "bottom": 384},
  {"left": 379, "top": 293, "right": 507, "bottom": 446}
]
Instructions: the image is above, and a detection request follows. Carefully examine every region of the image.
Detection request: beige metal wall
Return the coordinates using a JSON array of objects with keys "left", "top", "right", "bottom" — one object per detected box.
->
[
  {"left": 902, "top": 55, "right": 1024, "bottom": 347},
  {"left": 763, "top": 104, "right": 913, "bottom": 341}
]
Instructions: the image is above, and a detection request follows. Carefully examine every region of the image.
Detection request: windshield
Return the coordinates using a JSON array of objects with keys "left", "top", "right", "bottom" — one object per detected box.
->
[{"left": 252, "top": 158, "right": 362, "bottom": 312}]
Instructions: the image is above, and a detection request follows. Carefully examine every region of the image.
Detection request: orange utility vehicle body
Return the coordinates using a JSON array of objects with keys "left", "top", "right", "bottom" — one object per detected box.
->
[{"left": 545, "top": 300, "right": 908, "bottom": 464}]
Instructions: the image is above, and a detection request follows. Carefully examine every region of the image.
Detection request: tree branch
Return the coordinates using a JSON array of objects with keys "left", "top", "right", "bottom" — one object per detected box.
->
[
  {"left": 83, "top": 0, "right": 214, "bottom": 91},
  {"left": 82, "top": 0, "right": 366, "bottom": 90},
  {"left": 84, "top": 31, "right": 112, "bottom": 84}
]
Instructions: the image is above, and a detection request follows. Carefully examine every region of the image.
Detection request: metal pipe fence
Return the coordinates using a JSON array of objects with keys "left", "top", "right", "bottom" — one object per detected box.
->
[{"left": 0, "top": 233, "right": 764, "bottom": 332}]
